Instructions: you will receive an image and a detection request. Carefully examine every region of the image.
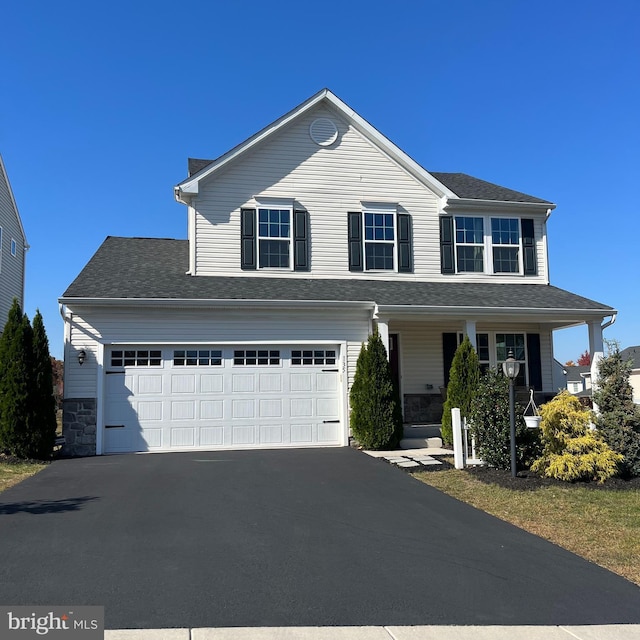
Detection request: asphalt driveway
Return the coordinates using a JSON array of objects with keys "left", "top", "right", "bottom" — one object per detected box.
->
[{"left": 0, "top": 448, "right": 638, "bottom": 629}]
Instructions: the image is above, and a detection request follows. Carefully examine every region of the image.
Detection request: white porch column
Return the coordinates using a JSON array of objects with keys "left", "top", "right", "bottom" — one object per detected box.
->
[
  {"left": 464, "top": 320, "right": 477, "bottom": 350},
  {"left": 589, "top": 320, "right": 604, "bottom": 412},
  {"left": 376, "top": 317, "right": 390, "bottom": 359}
]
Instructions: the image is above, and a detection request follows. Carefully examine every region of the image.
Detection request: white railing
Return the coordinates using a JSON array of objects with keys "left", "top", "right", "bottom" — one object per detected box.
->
[{"left": 452, "top": 407, "right": 485, "bottom": 469}]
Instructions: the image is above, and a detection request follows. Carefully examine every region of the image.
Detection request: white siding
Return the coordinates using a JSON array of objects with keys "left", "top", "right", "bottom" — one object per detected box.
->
[
  {"left": 191, "top": 104, "right": 549, "bottom": 284},
  {"left": 0, "top": 158, "right": 26, "bottom": 322},
  {"left": 64, "top": 304, "right": 371, "bottom": 400}
]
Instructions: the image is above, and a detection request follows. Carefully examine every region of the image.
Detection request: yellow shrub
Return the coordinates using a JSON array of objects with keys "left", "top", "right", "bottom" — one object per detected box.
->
[{"left": 531, "top": 391, "right": 623, "bottom": 483}]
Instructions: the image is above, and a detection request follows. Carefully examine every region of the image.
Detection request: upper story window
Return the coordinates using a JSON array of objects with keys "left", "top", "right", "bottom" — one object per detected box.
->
[
  {"left": 349, "top": 206, "right": 412, "bottom": 273},
  {"left": 258, "top": 208, "right": 291, "bottom": 269},
  {"left": 10, "top": 239, "right": 17, "bottom": 257},
  {"left": 364, "top": 210, "right": 395, "bottom": 270},
  {"left": 453, "top": 216, "right": 523, "bottom": 274}
]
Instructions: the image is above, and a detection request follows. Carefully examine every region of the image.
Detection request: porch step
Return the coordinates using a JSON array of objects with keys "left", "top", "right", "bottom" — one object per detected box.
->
[
  {"left": 402, "top": 424, "right": 442, "bottom": 439},
  {"left": 399, "top": 436, "right": 443, "bottom": 450}
]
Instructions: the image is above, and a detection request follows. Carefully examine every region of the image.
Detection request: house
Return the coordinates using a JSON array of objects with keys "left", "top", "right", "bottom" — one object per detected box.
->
[
  {"left": 0, "top": 154, "right": 28, "bottom": 325},
  {"left": 620, "top": 346, "right": 640, "bottom": 404},
  {"left": 565, "top": 365, "right": 592, "bottom": 396},
  {"left": 59, "top": 89, "right": 616, "bottom": 456}
]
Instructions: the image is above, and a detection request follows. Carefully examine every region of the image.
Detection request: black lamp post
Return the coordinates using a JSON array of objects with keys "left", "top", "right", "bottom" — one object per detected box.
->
[{"left": 502, "top": 349, "right": 520, "bottom": 478}]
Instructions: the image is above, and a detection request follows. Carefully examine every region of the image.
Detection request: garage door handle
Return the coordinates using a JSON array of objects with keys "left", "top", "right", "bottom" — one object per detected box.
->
[
  {"left": 323, "top": 420, "right": 340, "bottom": 423},
  {"left": 322, "top": 369, "right": 339, "bottom": 372}
]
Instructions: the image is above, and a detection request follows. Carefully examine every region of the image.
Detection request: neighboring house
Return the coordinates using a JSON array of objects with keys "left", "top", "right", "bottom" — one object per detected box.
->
[
  {"left": 0, "top": 155, "right": 28, "bottom": 325},
  {"left": 59, "top": 89, "right": 616, "bottom": 456},
  {"left": 564, "top": 365, "right": 592, "bottom": 396},
  {"left": 620, "top": 346, "right": 640, "bottom": 404}
]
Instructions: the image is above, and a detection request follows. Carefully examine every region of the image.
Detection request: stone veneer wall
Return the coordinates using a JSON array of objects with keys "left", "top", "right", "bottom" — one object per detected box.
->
[
  {"left": 62, "top": 398, "right": 97, "bottom": 457},
  {"left": 403, "top": 394, "right": 444, "bottom": 424}
]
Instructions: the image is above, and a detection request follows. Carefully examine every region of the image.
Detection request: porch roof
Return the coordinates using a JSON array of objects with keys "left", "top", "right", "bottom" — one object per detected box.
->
[{"left": 61, "top": 237, "right": 614, "bottom": 319}]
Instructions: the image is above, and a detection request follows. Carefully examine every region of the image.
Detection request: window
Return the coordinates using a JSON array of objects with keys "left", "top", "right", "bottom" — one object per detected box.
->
[
  {"left": 111, "top": 350, "right": 162, "bottom": 367},
  {"left": 10, "top": 239, "right": 16, "bottom": 257},
  {"left": 364, "top": 211, "right": 395, "bottom": 270},
  {"left": 233, "top": 350, "right": 280, "bottom": 366},
  {"left": 496, "top": 333, "right": 527, "bottom": 386},
  {"left": 258, "top": 208, "right": 290, "bottom": 268},
  {"left": 291, "top": 349, "right": 336, "bottom": 366},
  {"left": 455, "top": 217, "right": 484, "bottom": 272},
  {"left": 453, "top": 216, "right": 523, "bottom": 274},
  {"left": 173, "top": 350, "right": 222, "bottom": 366}
]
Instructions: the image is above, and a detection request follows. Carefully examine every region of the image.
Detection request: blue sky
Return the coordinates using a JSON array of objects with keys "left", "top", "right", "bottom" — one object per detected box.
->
[{"left": 1, "top": 0, "right": 638, "bottom": 361}]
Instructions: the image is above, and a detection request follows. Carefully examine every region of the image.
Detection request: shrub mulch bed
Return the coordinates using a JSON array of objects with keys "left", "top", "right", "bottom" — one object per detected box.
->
[{"left": 463, "top": 463, "right": 640, "bottom": 491}]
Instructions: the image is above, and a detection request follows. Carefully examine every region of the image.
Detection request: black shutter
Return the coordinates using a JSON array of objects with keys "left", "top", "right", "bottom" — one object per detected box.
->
[
  {"left": 443, "top": 332, "right": 458, "bottom": 387},
  {"left": 293, "top": 210, "right": 309, "bottom": 271},
  {"left": 241, "top": 208, "right": 257, "bottom": 270},
  {"left": 397, "top": 213, "right": 412, "bottom": 273},
  {"left": 527, "top": 333, "right": 543, "bottom": 391},
  {"left": 440, "top": 216, "right": 455, "bottom": 274},
  {"left": 348, "top": 212, "right": 363, "bottom": 272},
  {"left": 522, "top": 218, "right": 537, "bottom": 275}
]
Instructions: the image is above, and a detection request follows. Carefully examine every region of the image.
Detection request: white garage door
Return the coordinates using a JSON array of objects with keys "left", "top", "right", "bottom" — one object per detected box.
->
[{"left": 103, "top": 345, "right": 344, "bottom": 453}]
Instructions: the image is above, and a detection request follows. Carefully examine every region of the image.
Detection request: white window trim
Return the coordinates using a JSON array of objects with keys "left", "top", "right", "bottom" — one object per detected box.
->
[
  {"left": 255, "top": 198, "right": 294, "bottom": 271},
  {"left": 361, "top": 202, "right": 398, "bottom": 272},
  {"left": 10, "top": 238, "right": 16, "bottom": 257},
  {"left": 454, "top": 215, "right": 524, "bottom": 275}
]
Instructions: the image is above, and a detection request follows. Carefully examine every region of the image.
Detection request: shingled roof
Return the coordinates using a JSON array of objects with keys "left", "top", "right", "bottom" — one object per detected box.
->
[{"left": 61, "top": 237, "right": 613, "bottom": 314}]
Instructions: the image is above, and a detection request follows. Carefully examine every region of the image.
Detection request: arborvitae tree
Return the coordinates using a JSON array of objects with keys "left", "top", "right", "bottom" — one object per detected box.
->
[
  {"left": 531, "top": 391, "right": 622, "bottom": 483},
  {"left": 593, "top": 341, "right": 640, "bottom": 477},
  {"left": 349, "top": 331, "right": 403, "bottom": 450},
  {"left": 441, "top": 336, "right": 480, "bottom": 446},
  {"left": 30, "top": 310, "right": 57, "bottom": 458},
  {"left": 469, "top": 368, "right": 542, "bottom": 470},
  {"left": 0, "top": 307, "right": 35, "bottom": 458}
]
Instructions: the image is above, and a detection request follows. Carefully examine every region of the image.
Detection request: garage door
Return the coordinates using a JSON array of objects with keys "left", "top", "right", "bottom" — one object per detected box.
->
[{"left": 103, "top": 345, "right": 344, "bottom": 453}]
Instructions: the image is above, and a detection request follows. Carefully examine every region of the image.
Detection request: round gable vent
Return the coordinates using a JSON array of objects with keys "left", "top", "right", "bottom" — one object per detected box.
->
[{"left": 309, "top": 118, "right": 338, "bottom": 147}]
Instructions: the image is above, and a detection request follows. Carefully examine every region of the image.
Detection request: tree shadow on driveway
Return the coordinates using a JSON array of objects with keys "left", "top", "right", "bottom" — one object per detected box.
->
[{"left": 0, "top": 496, "right": 99, "bottom": 515}]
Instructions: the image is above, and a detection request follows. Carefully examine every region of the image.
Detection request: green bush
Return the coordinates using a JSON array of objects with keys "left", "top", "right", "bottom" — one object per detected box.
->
[
  {"left": 349, "top": 331, "right": 403, "bottom": 450},
  {"left": 441, "top": 336, "right": 480, "bottom": 446},
  {"left": 531, "top": 391, "right": 622, "bottom": 483},
  {"left": 469, "top": 368, "right": 542, "bottom": 470},
  {"left": 592, "top": 342, "right": 640, "bottom": 478},
  {"left": 0, "top": 301, "right": 57, "bottom": 460}
]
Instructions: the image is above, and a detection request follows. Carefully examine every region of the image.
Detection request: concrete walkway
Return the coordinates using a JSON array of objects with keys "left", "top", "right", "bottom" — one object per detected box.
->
[{"left": 104, "top": 624, "right": 640, "bottom": 639}]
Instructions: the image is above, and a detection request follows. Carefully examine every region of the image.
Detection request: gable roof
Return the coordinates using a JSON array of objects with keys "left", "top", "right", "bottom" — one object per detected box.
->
[
  {"left": 565, "top": 365, "right": 591, "bottom": 382},
  {"left": 61, "top": 237, "right": 613, "bottom": 318},
  {"left": 177, "top": 89, "right": 554, "bottom": 209},
  {"left": 620, "top": 346, "right": 640, "bottom": 369}
]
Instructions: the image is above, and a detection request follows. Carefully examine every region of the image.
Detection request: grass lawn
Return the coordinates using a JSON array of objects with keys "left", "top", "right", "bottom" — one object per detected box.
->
[
  {"left": 0, "top": 458, "right": 47, "bottom": 493},
  {"left": 415, "top": 466, "right": 640, "bottom": 586}
]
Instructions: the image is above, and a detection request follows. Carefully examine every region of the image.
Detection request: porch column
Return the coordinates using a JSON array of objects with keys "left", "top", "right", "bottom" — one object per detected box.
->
[
  {"left": 589, "top": 320, "right": 604, "bottom": 412},
  {"left": 464, "top": 320, "right": 477, "bottom": 350},
  {"left": 376, "top": 317, "right": 390, "bottom": 359}
]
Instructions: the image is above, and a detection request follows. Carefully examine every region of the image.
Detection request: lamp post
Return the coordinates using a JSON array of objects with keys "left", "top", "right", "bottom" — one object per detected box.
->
[{"left": 502, "top": 349, "right": 520, "bottom": 478}]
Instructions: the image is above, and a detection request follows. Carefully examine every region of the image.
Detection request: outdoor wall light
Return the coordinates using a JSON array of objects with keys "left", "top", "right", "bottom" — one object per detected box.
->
[
  {"left": 502, "top": 350, "right": 520, "bottom": 478},
  {"left": 78, "top": 350, "right": 86, "bottom": 366}
]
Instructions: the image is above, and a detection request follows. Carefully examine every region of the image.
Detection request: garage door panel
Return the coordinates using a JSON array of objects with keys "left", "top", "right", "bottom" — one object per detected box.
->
[
  {"left": 171, "top": 375, "right": 195, "bottom": 394},
  {"left": 200, "top": 375, "right": 224, "bottom": 393},
  {"left": 138, "top": 375, "right": 163, "bottom": 394},
  {"left": 200, "top": 400, "right": 224, "bottom": 419},
  {"left": 104, "top": 344, "right": 343, "bottom": 453}
]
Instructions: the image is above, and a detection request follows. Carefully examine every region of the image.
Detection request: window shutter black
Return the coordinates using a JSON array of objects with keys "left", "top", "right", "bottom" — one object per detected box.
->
[
  {"left": 522, "top": 218, "right": 536, "bottom": 275},
  {"left": 293, "top": 210, "right": 309, "bottom": 271},
  {"left": 241, "top": 208, "right": 256, "bottom": 270},
  {"left": 443, "top": 332, "right": 458, "bottom": 387},
  {"left": 397, "top": 213, "right": 412, "bottom": 273},
  {"left": 527, "top": 333, "right": 543, "bottom": 391},
  {"left": 440, "top": 216, "right": 455, "bottom": 274},
  {"left": 348, "top": 212, "right": 363, "bottom": 272}
]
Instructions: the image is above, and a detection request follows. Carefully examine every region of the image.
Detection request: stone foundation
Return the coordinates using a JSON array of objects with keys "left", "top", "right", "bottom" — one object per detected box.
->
[
  {"left": 403, "top": 394, "right": 444, "bottom": 424},
  {"left": 62, "top": 398, "right": 97, "bottom": 457}
]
